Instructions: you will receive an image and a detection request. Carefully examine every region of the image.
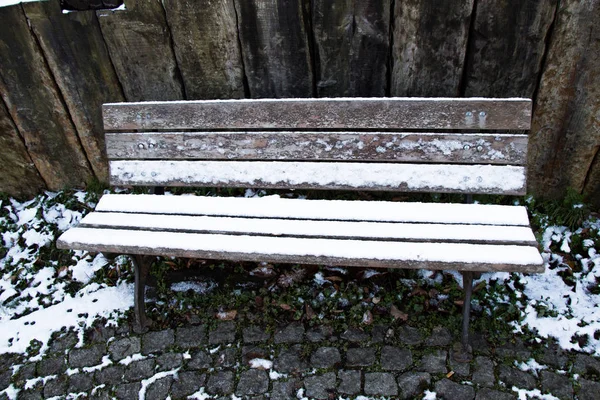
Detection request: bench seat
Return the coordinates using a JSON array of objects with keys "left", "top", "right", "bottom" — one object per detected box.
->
[{"left": 58, "top": 194, "right": 543, "bottom": 272}]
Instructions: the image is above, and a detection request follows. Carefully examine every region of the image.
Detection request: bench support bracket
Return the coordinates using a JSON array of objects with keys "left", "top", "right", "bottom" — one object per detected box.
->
[
  {"left": 454, "top": 271, "right": 475, "bottom": 362},
  {"left": 130, "top": 255, "right": 153, "bottom": 334}
]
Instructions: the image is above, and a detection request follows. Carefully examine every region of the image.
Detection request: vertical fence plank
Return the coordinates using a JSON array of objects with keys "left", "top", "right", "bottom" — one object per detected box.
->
[
  {"left": 162, "top": 0, "right": 245, "bottom": 100},
  {"left": 234, "top": 0, "right": 313, "bottom": 98},
  {"left": 391, "top": 0, "right": 474, "bottom": 96},
  {"left": 23, "top": 0, "right": 125, "bottom": 182},
  {"left": 463, "top": 0, "right": 558, "bottom": 97},
  {"left": 528, "top": 0, "right": 600, "bottom": 205},
  {"left": 0, "top": 99, "right": 47, "bottom": 197},
  {"left": 97, "top": 0, "right": 184, "bottom": 101},
  {"left": 312, "top": 0, "right": 390, "bottom": 97},
  {"left": 0, "top": 4, "right": 92, "bottom": 190}
]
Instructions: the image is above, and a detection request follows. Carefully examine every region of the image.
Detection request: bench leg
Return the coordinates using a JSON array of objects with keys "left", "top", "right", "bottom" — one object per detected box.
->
[
  {"left": 454, "top": 271, "right": 474, "bottom": 362},
  {"left": 130, "top": 255, "right": 153, "bottom": 334}
]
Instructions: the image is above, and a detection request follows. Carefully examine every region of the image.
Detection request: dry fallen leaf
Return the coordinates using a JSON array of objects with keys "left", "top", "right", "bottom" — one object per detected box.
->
[
  {"left": 325, "top": 276, "right": 343, "bottom": 282},
  {"left": 390, "top": 305, "right": 408, "bottom": 321},
  {"left": 216, "top": 310, "right": 237, "bottom": 320},
  {"left": 362, "top": 310, "right": 374, "bottom": 325},
  {"left": 372, "top": 297, "right": 381, "bottom": 304},
  {"left": 279, "top": 303, "right": 292, "bottom": 311},
  {"left": 446, "top": 371, "right": 455, "bottom": 378}
]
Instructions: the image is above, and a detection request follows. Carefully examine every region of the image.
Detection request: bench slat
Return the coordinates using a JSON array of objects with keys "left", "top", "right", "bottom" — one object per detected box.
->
[
  {"left": 103, "top": 98, "right": 532, "bottom": 131},
  {"left": 109, "top": 160, "right": 527, "bottom": 195},
  {"left": 106, "top": 132, "right": 528, "bottom": 165},
  {"left": 57, "top": 227, "right": 544, "bottom": 272},
  {"left": 95, "top": 194, "right": 532, "bottom": 226},
  {"left": 79, "top": 212, "right": 538, "bottom": 246}
]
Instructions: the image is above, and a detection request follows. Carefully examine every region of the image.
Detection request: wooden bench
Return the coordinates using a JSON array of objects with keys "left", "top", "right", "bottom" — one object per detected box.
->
[{"left": 57, "top": 97, "right": 544, "bottom": 361}]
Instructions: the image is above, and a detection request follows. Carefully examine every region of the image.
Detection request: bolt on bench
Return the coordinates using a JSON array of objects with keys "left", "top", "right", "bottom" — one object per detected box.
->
[{"left": 57, "top": 97, "right": 544, "bottom": 361}]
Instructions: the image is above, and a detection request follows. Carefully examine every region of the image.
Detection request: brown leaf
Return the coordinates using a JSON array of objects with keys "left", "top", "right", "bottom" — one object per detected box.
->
[
  {"left": 446, "top": 371, "right": 455, "bottom": 378},
  {"left": 390, "top": 305, "right": 408, "bottom": 321},
  {"left": 255, "top": 296, "right": 264, "bottom": 308},
  {"left": 372, "top": 297, "right": 381, "bottom": 304},
  {"left": 305, "top": 304, "right": 315, "bottom": 320},
  {"left": 362, "top": 310, "right": 374, "bottom": 325},
  {"left": 324, "top": 276, "right": 343, "bottom": 282},
  {"left": 410, "top": 288, "right": 428, "bottom": 297},
  {"left": 277, "top": 268, "right": 307, "bottom": 288},
  {"left": 249, "top": 265, "right": 277, "bottom": 279},
  {"left": 279, "top": 304, "right": 292, "bottom": 311},
  {"left": 454, "top": 300, "right": 464, "bottom": 306},
  {"left": 216, "top": 310, "right": 237, "bottom": 320}
]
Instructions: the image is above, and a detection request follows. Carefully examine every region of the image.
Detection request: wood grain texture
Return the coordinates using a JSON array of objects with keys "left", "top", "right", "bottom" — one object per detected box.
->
[
  {"left": 103, "top": 98, "right": 532, "bottom": 131},
  {"left": 162, "top": 0, "right": 245, "bottom": 99},
  {"left": 0, "top": 98, "right": 47, "bottom": 197},
  {"left": 56, "top": 227, "right": 544, "bottom": 273},
  {"left": 106, "top": 132, "right": 528, "bottom": 165},
  {"left": 464, "top": 0, "right": 558, "bottom": 97},
  {"left": 108, "top": 160, "right": 527, "bottom": 195},
  {"left": 234, "top": 0, "right": 313, "bottom": 97},
  {"left": 391, "top": 0, "right": 474, "bottom": 96},
  {"left": 312, "top": 0, "right": 389, "bottom": 97},
  {"left": 97, "top": 0, "right": 184, "bottom": 101},
  {"left": 528, "top": 0, "right": 600, "bottom": 205},
  {"left": 23, "top": 0, "right": 125, "bottom": 182},
  {"left": 0, "top": 4, "right": 92, "bottom": 190}
]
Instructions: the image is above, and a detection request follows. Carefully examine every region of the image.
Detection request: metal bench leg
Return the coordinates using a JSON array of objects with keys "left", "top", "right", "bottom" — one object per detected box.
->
[
  {"left": 454, "top": 271, "right": 474, "bottom": 362},
  {"left": 130, "top": 255, "right": 153, "bottom": 334}
]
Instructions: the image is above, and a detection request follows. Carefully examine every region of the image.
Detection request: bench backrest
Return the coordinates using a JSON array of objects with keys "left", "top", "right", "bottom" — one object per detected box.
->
[{"left": 103, "top": 98, "right": 532, "bottom": 195}]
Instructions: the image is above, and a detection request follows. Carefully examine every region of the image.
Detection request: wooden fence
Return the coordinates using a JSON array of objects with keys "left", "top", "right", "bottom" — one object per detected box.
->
[{"left": 0, "top": 0, "right": 598, "bottom": 206}]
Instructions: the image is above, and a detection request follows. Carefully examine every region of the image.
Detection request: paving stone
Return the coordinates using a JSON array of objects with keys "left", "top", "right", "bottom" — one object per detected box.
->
[
  {"left": 0, "top": 393, "right": 7, "bottom": 400},
  {"left": 274, "top": 322, "right": 305, "bottom": 344},
  {"left": 95, "top": 365, "right": 125, "bottom": 385},
  {"left": 86, "top": 324, "right": 116, "bottom": 344},
  {"left": 306, "top": 325, "right": 335, "bottom": 342},
  {"left": 43, "top": 376, "right": 67, "bottom": 398},
  {"left": 157, "top": 352, "right": 183, "bottom": 371},
  {"left": 243, "top": 326, "right": 271, "bottom": 343},
  {"left": 273, "top": 345, "right": 308, "bottom": 373},
  {"left": 346, "top": 347, "right": 376, "bottom": 367},
  {"left": 17, "top": 363, "right": 36, "bottom": 381},
  {"left": 114, "top": 382, "right": 141, "bottom": 400},
  {"left": 381, "top": 346, "right": 412, "bottom": 371},
  {"left": 272, "top": 379, "right": 300, "bottom": 400},
  {"left": 397, "top": 325, "right": 424, "bottom": 345},
  {"left": 68, "top": 373, "right": 93, "bottom": 393},
  {"left": 0, "top": 370, "right": 11, "bottom": 389},
  {"left": 578, "top": 378, "right": 600, "bottom": 400},
  {"left": 397, "top": 372, "right": 431, "bottom": 400},
  {"left": 207, "top": 371, "right": 234, "bottom": 395},
  {"left": 176, "top": 325, "right": 206, "bottom": 348},
  {"left": 142, "top": 329, "right": 174, "bottom": 354},
  {"left": 125, "top": 359, "right": 156, "bottom": 382},
  {"left": 573, "top": 354, "right": 600, "bottom": 378},
  {"left": 215, "top": 348, "right": 237, "bottom": 368},
  {"left": 449, "top": 356, "right": 470, "bottom": 377},
  {"left": 539, "top": 342, "right": 568, "bottom": 369},
  {"left": 540, "top": 370, "right": 573, "bottom": 400},
  {"left": 36, "top": 355, "right": 66, "bottom": 376},
  {"left": 364, "top": 372, "right": 398, "bottom": 396},
  {"left": 471, "top": 332, "right": 491, "bottom": 355},
  {"left": 146, "top": 376, "right": 173, "bottom": 400},
  {"left": 89, "top": 388, "right": 111, "bottom": 400},
  {"left": 475, "top": 388, "right": 516, "bottom": 400},
  {"left": 425, "top": 326, "right": 453, "bottom": 346},
  {"left": 242, "top": 345, "right": 269, "bottom": 365},
  {"left": 340, "top": 327, "right": 369, "bottom": 343},
  {"left": 435, "top": 378, "right": 475, "bottom": 400},
  {"left": 209, "top": 322, "right": 236, "bottom": 345},
  {"left": 370, "top": 324, "right": 390, "bottom": 343},
  {"left": 304, "top": 372, "right": 336, "bottom": 400},
  {"left": 236, "top": 369, "right": 269, "bottom": 396},
  {"left": 48, "top": 331, "right": 78, "bottom": 354},
  {"left": 68, "top": 344, "right": 105, "bottom": 368},
  {"left": 496, "top": 339, "right": 531, "bottom": 360},
  {"left": 186, "top": 350, "right": 211, "bottom": 370},
  {"left": 338, "top": 370, "right": 361, "bottom": 395},
  {"left": 16, "top": 390, "right": 42, "bottom": 400},
  {"left": 472, "top": 356, "right": 495, "bottom": 387},
  {"left": 310, "top": 347, "right": 341, "bottom": 368},
  {"left": 108, "top": 337, "right": 141, "bottom": 361},
  {"left": 171, "top": 371, "right": 206, "bottom": 398},
  {"left": 498, "top": 365, "right": 537, "bottom": 390},
  {"left": 418, "top": 349, "right": 447, "bottom": 374}
]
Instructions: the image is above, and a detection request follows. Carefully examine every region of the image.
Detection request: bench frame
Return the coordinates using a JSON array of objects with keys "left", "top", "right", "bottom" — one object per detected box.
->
[{"left": 58, "top": 97, "right": 544, "bottom": 362}]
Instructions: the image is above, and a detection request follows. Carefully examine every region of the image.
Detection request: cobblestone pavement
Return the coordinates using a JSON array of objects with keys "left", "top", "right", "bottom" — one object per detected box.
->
[{"left": 1, "top": 320, "right": 599, "bottom": 399}]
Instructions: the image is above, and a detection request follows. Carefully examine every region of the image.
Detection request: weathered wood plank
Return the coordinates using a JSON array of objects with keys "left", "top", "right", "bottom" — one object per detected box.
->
[
  {"left": 312, "top": 0, "right": 389, "bottom": 97},
  {"left": 528, "top": 0, "right": 600, "bottom": 205},
  {"left": 95, "top": 194, "right": 532, "bottom": 226},
  {"left": 106, "top": 132, "right": 528, "bottom": 165},
  {"left": 391, "top": 0, "right": 474, "bottom": 96},
  {"left": 0, "top": 98, "right": 47, "bottom": 197},
  {"left": 464, "top": 0, "right": 558, "bottom": 97},
  {"left": 162, "top": 0, "right": 244, "bottom": 99},
  {"left": 23, "top": 0, "right": 125, "bottom": 182},
  {"left": 0, "top": 4, "right": 92, "bottom": 190},
  {"left": 57, "top": 227, "right": 545, "bottom": 272},
  {"left": 103, "top": 98, "right": 532, "bottom": 131},
  {"left": 233, "top": 0, "right": 313, "bottom": 97},
  {"left": 96, "top": 0, "right": 184, "bottom": 101},
  {"left": 109, "top": 160, "right": 527, "bottom": 195},
  {"left": 80, "top": 211, "right": 538, "bottom": 246}
]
